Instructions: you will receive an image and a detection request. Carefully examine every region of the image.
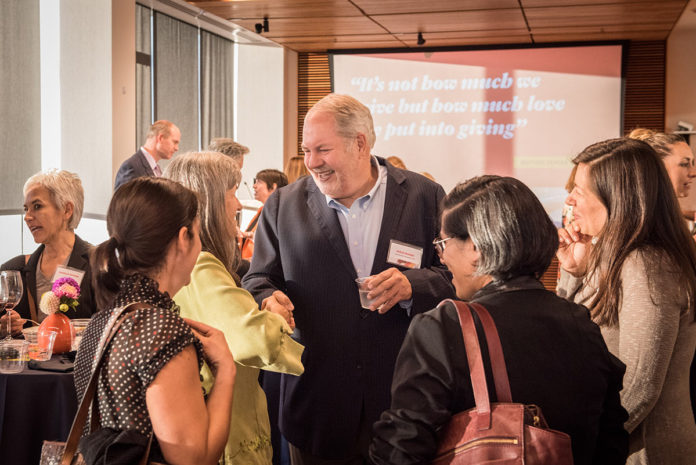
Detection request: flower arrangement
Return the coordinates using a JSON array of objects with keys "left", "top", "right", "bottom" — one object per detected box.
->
[{"left": 39, "top": 277, "right": 81, "bottom": 315}]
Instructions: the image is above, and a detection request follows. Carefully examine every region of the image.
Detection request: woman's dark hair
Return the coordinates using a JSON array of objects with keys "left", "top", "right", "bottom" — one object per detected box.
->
[
  {"left": 574, "top": 137, "right": 696, "bottom": 325},
  {"left": 91, "top": 177, "right": 198, "bottom": 309},
  {"left": 256, "top": 169, "right": 288, "bottom": 190},
  {"left": 441, "top": 175, "right": 557, "bottom": 281}
]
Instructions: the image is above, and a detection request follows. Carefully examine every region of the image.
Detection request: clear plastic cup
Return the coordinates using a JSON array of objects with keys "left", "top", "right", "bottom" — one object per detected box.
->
[
  {"left": 70, "top": 319, "right": 90, "bottom": 351},
  {"left": 0, "top": 339, "right": 29, "bottom": 373},
  {"left": 23, "top": 327, "right": 40, "bottom": 359},
  {"left": 24, "top": 327, "right": 56, "bottom": 361},
  {"left": 355, "top": 277, "right": 377, "bottom": 310}
]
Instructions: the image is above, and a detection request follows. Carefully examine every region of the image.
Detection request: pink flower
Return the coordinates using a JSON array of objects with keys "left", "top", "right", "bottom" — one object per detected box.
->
[{"left": 52, "top": 277, "right": 81, "bottom": 299}]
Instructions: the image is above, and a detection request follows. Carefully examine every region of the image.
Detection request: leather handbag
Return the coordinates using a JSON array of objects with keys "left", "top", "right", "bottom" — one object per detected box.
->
[
  {"left": 40, "top": 302, "right": 165, "bottom": 465},
  {"left": 431, "top": 300, "right": 574, "bottom": 465}
]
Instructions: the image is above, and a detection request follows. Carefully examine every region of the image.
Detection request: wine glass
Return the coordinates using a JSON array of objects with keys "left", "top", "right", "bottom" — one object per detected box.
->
[{"left": 0, "top": 271, "right": 24, "bottom": 340}]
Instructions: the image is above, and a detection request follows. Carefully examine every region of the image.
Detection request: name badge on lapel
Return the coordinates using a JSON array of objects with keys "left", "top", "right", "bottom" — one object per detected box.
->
[
  {"left": 52, "top": 265, "right": 86, "bottom": 286},
  {"left": 387, "top": 240, "right": 423, "bottom": 269}
]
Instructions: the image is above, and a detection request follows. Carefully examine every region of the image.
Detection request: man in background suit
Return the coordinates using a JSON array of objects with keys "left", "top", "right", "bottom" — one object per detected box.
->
[
  {"left": 113, "top": 120, "right": 180, "bottom": 191},
  {"left": 243, "top": 94, "right": 454, "bottom": 464},
  {"left": 208, "top": 138, "right": 250, "bottom": 168}
]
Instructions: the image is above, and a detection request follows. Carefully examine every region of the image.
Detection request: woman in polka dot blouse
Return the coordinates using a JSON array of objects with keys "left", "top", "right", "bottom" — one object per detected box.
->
[
  {"left": 166, "top": 152, "right": 304, "bottom": 465},
  {"left": 74, "top": 177, "right": 236, "bottom": 465}
]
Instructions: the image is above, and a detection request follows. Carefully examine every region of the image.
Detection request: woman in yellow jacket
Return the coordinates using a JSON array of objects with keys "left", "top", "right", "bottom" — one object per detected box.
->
[{"left": 166, "top": 151, "right": 304, "bottom": 464}]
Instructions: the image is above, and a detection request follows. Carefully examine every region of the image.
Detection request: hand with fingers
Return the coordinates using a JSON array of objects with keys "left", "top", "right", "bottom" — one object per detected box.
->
[
  {"left": 557, "top": 222, "right": 593, "bottom": 277},
  {"left": 184, "top": 318, "right": 236, "bottom": 377},
  {"left": 0, "top": 310, "right": 26, "bottom": 338},
  {"left": 363, "top": 267, "right": 413, "bottom": 314},
  {"left": 261, "top": 290, "right": 296, "bottom": 330}
]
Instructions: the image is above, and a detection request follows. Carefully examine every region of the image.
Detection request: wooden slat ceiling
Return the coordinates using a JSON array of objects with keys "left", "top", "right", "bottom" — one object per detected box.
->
[{"left": 187, "top": 0, "right": 688, "bottom": 52}]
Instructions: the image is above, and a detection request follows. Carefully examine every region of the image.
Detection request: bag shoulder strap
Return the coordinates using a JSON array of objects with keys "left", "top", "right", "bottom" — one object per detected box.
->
[
  {"left": 448, "top": 299, "right": 514, "bottom": 430},
  {"left": 61, "top": 302, "right": 150, "bottom": 465},
  {"left": 468, "top": 302, "right": 512, "bottom": 403},
  {"left": 450, "top": 299, "right": 491, "bottom": 425}
]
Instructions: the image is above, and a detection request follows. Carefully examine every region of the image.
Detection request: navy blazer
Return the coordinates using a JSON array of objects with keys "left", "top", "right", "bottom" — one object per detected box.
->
[
  {"left": 114, "top": 149, "right": 155, "bottom": 191},
  {"left": 1, "top": 235, "right": 96, "bottom": 322},
  {"left": 243, "top": 158, "right": 455, "bottom": 458}
]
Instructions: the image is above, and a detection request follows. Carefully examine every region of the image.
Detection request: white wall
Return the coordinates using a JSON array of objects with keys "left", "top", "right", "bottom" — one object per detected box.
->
[
  {"left": 111, "top": 0, "right": 136, "bottom": 191},
  {"left": 60, "top": 0, "right": 113, "bottom": 219},
  {"left": 0, "top": 0, "right": 112, "bottom": 263},
  {"left": 235, "top": 43, "right": 286, "bottom": 201},
  {"left": 0, "top": 216, "right": 25, "bottom": 264}
]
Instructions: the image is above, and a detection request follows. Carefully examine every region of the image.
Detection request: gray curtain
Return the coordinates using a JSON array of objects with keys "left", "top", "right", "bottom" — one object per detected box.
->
[
  {"left": 200, "top": 31, "right": 234, "bottom": 148},
  {"left": 0, "top": 0, "right": 41, "bottom": 210},
  {"left": 154, "top": 12, "right": 199, "bottom": 154},
  {"left": 135, "top": 4, "right": 151, "bottom": 149}
]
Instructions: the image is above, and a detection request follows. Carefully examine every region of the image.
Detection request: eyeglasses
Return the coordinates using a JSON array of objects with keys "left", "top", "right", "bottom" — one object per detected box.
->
[{"left": 433, "top": 236, "right": 453, "bottom": 255}]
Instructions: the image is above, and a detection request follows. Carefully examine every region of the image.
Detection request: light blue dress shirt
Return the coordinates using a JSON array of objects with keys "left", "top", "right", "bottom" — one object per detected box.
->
[
  {"left": 326, "top": 158, "right": 387, "bottom": 278},
  {"left": 326, "top": 158, "right": 413, "bottom": 312}
]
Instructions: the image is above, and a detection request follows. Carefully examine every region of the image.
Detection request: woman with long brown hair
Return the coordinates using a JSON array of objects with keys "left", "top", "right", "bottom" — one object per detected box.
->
[
  {"left": 558, "top": 138, "right": 696, "bottom": 464},
  {"left": 627, "top": 130, "right": 696, "bottom": 420}
]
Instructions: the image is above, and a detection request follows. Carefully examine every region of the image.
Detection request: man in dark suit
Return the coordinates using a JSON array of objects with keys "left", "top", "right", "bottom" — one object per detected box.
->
[
  {"left": 114, "top": 120, "right": 180, "bottom": 191},
  {"left": 243, "top": 94, "right": 454, "bottom": 464}
]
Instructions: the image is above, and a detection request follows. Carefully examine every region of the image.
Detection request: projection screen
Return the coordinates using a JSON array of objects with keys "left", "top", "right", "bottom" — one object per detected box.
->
[{"left": 331, "top": 45, "right": 623, "bottom": 222}]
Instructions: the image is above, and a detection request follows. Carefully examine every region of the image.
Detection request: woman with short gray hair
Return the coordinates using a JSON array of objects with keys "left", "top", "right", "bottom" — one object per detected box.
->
[
  {"left": 370, "top": 175, "right": 629, "bottom": 465},
  {"left": 1, "top": 169, "right": 95, "bottom": 334}
]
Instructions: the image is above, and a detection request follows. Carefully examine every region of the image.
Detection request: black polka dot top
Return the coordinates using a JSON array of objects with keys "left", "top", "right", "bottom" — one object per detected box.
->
[{"left": 74, "top": 273, "right": 203, "bottom": 436}]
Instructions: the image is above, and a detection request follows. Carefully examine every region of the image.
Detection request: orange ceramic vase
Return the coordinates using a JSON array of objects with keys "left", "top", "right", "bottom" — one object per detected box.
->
[{"left": 38, "top": 312, "right": 74, "bottom": 354}]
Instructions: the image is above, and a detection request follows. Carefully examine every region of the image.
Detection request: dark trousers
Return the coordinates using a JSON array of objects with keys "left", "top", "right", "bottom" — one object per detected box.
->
[
  {"left": 260, "top": 371, "right": 290, "bottom": 465},
  {"left": 288, "top": 401, "right": 372, "bottom": 465}
]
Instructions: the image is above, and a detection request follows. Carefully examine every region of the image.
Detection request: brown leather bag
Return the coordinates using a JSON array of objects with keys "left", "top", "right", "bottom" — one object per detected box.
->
[{"left": 431, "top": 300, "right": 574, "bottom": 465}]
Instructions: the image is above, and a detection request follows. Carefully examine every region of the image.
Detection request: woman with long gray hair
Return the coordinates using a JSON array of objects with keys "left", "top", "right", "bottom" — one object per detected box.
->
[
  {"left": 165, "top": 151, "right": 304, "bottom": 465},
  {"left": 370, "top": 176, "right": 628, "bottom": 465}
]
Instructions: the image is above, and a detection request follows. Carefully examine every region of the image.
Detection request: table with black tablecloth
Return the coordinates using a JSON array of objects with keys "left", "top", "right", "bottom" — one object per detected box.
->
[{"left": 0, "top": 358, "right": 78, "bottom": 464}]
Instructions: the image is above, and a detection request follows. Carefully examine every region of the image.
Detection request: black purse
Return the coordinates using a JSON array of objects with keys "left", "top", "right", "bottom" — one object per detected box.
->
[
  {"left": 45, "top": 302, "right": 166, "bottom": 465},
  {"left": 78, "top": 428, "right": 154, "bottom": 465}
]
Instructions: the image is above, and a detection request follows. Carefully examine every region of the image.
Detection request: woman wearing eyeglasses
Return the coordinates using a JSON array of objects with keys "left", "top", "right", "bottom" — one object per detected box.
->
[{"left": 370, "top": 175, "right": 629, "bottom": 465}]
